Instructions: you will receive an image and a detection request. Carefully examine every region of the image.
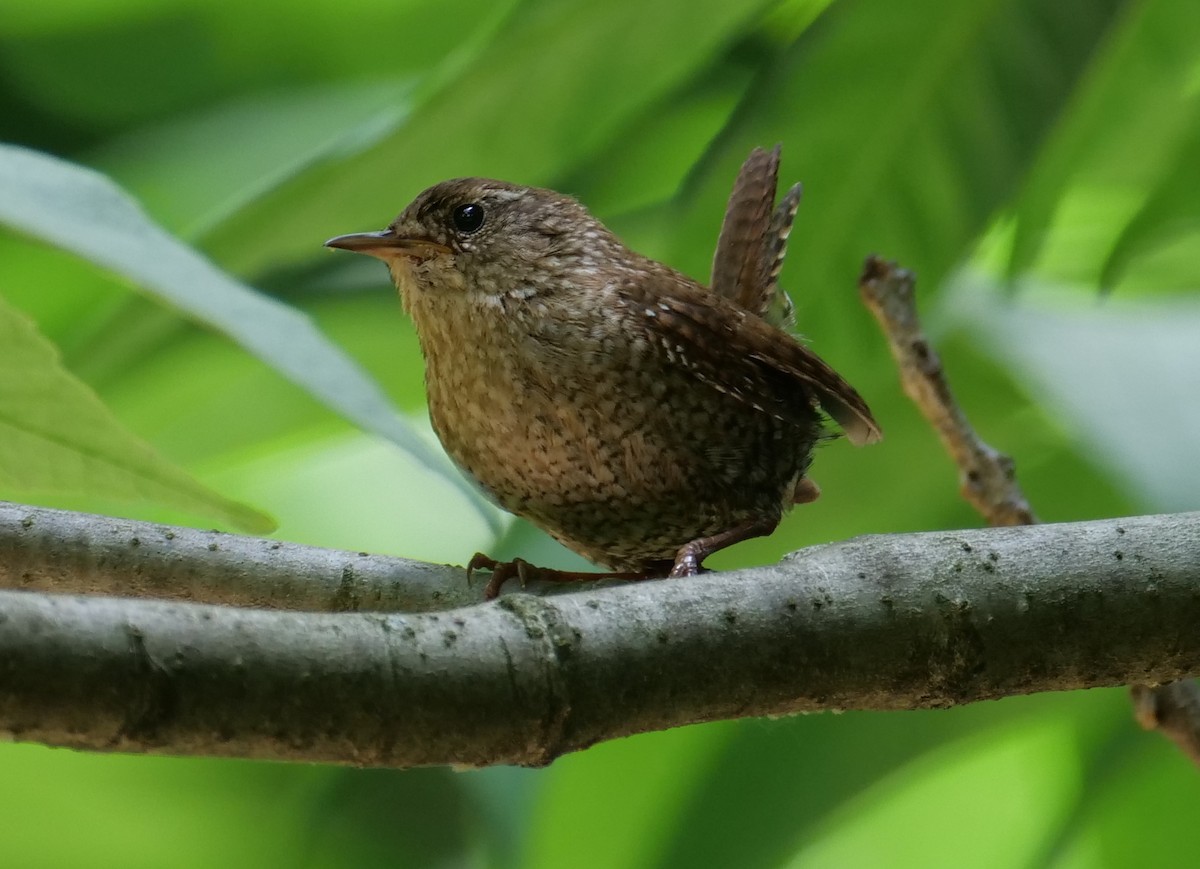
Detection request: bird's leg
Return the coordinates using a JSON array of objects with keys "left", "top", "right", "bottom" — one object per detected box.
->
[
  {"left": 467, "top": 553, "right": 666, "bottom": 600},
  {"left": 668, "top": 516, "right": 781, "bottom": 578},
  {"left": 471, "top": 514, "right": 783, "bottom": 597}
]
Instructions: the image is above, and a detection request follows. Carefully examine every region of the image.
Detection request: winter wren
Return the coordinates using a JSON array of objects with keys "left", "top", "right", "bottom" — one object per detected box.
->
[{"left": 325, "top": 146, "right": 880, "bottom": 598}]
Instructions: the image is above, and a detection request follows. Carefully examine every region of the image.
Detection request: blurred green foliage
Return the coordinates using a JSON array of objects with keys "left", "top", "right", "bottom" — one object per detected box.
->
[{"left": 3, "top": 0, "right": 1200, "bottom": 865}]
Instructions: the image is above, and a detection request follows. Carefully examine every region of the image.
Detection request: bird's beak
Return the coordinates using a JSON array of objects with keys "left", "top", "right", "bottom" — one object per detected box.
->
[{"left": 323, "top": 230, "right": 451, "bottom": 259}]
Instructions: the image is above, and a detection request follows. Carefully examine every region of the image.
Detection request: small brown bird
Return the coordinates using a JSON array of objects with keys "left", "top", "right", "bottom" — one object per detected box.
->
[{"left": 326, "top": 146, "right": 880, "bottom": 598}]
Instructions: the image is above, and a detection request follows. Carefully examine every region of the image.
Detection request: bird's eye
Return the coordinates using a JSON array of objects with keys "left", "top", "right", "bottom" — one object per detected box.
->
[{"left": 451, "top": 203, "right": 485, "bottom": 234}]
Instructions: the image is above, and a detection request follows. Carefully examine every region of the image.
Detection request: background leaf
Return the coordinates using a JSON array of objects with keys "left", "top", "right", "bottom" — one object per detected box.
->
[
  {"left": 1004, "top": 2, "right": 1200, "bottom": 284},
  {"left": 667, "top": 0, "right": 1127, "bottom": 331},
  {"left": 1099, "top": 105, "right": 1200, "bottom": 292},
  {"left": 198, "top": 0, "right": 778, "bottom": 276},
  {"left": 948, "top": 271, "right": 1200, "bottom": 513},
  {"left": 0, "top": 143, "right": 491, "bottom": 524},
  {"left": 0, "top": 296, "right": 271, "bottom": 531}
]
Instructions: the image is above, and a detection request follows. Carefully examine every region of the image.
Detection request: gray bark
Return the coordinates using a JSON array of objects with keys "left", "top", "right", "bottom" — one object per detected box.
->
[
  {"left": 1, "top": 503, "right": 1197, "bottom": 768},
  {"left": 0, "top": 501, "right": 466, "bottom": 611}
]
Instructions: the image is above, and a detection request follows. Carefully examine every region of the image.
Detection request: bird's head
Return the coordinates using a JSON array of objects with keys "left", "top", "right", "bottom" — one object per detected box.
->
[{"left": 325, "top": 178, "right": 625, "bottom": 301}]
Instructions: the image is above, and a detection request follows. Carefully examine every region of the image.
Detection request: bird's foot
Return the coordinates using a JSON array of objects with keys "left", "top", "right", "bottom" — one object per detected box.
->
[
  {"left": 668, "top": 548, "right": 703, "bottom": 578},
  {"left": 467, "top": 552, "right": 655, "bottom": 600},
  {"left": 668, "top": 516, "right": 782, "bottom": 578},
  {"left": 467, "top": 553, "right": 531, "bottom": 600},
  {"left": 470, "top": 513, "right": 783, "bottom": 597}
]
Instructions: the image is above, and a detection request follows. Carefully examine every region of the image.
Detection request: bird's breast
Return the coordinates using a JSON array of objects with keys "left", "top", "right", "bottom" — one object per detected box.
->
[
  {"left": 411, "top": 290, "right": 652, "bottom": 506},
  {"left": 404, "top": 282, "right": 813, "bottom": 566}
]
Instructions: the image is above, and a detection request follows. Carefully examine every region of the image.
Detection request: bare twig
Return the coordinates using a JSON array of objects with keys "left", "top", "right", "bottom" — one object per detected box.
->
[
  {"left": 859, "top": 256, "right": 1035, "bottom": 525},
  {"left": 859, "top": 254, "right": 1200, "bottom": 766},
  {"left": 2, "top": 511, "right": 1199, "bottom": 768}
]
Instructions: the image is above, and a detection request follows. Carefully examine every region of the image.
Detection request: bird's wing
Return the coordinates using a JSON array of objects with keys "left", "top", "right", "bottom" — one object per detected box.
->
[{"left": 624, "top": 273, "right": 881, "bottom": 446}]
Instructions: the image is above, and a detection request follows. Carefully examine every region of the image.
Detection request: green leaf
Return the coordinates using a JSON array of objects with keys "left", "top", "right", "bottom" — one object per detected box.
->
[
  {"left": 652, "top": 699, "right": 1049, "bottom": 869},
  {"left": 561, "top": 56, "right": 759, "bottom": 219},
  {"left": 94, "top": 79, "right": 417, "bottom": 239},
  {"left": 1061, "top": 738, "right": 1200, "bottom": 864},
  {"left": 947, "top": 271, "right": 1200, "bottom": 512},
  {"left": 0, "top": 143, "right": 494, "bottom": 528},
  {"left": 0, "top": 296, "right": 272, "bottom": 532},
  {"left": 199, "top": 0, "right": 776, "bottom": 275},
  {"left": 784, "top": 717, "right": 1081, "bottom": 868},
  {"left": 0, "top": 746, "right": 339, "bottom": 868},
  {"left": 1099, "top": 104, "right": 1200, "bottom": 291},
  {"left": 1005, "top": 2, "right": 1200, "bottom": 283},
  {"left": 522, "top": 723, "right": 732, "bottom": 869},
  {"left": 0, "top": 0, "right": 510, "bottom": 136},
  {"left": 303, "top": 768, "right": 479, "bottom": 868},
  {"left": 670, "top": 0, "right": 1127, "bottom": 341}
]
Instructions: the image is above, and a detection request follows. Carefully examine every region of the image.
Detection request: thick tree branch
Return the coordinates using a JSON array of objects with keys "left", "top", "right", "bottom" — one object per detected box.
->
[
  {"left": 0, "top": 501, "right": 473, "bottom": 613},
  {"left": 2, "top": 510, "right": 1198, "bottom": 768}
]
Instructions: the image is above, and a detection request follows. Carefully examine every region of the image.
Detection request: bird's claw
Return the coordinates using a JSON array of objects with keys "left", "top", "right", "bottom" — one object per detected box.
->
[{"left": 467, "top": 552, "right": 535, "bottom": 599}]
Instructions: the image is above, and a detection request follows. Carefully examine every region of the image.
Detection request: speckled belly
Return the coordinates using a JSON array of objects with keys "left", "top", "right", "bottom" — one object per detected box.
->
[{"left": 425, "top": 350, "right": 817, "bottom": 570}]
